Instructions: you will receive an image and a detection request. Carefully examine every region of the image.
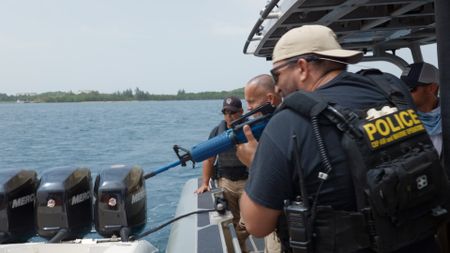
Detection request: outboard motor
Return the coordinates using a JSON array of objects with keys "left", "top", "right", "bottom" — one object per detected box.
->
[
  {"left": 35, "top": 167, "right": 92, "bottom": 242},
  {"left": 94, "top": 165, "right": 146, "bottom": 240},
  {"left": 0, "top": 169, "right": 38, "bottom": 243}
]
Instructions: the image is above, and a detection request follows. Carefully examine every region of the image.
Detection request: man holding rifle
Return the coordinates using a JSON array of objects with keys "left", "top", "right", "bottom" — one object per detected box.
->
[
  {"left": 195, "top": 95, "right": 249, "bottom": 252},
  {"left": 241, "top": 74, "right": 282, "bottom": 253}
]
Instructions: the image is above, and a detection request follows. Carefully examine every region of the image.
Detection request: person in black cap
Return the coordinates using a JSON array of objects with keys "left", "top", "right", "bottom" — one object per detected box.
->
[
  {"left": 401, "top": 62, "right": 442, "bottom": 157},
  {"left": 195, "top": 95, "right": 249, "bottom": 252}
]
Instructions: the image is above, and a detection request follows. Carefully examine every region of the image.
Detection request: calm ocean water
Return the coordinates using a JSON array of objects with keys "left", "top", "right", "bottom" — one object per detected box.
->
[{"left": 0, "top": 100, "right": 227, "bottom": 251}]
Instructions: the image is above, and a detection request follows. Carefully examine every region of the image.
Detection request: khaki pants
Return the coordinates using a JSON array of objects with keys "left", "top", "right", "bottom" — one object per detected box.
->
[
  {"left": 264, "top": 231, "right": 281, "bottom": 253},
  {"left": 218, "top": 177, "right": 249, "bottom": 253}
]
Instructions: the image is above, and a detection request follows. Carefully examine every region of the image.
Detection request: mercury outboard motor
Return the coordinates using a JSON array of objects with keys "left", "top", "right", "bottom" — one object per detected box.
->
[
  {"left": 94, "top": 165, "right": 146, "bottom": 240},
  {"left": 0, "top": 169, "right": 38, "bottom": 243},
  {"left": 36, "top": 167, "right": 92, "bottom": 242}
]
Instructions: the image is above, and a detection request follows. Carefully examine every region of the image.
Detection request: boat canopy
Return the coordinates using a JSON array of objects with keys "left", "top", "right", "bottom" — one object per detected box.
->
[{"left": 244, "top": 0, "right": 436, "bottom": 68}]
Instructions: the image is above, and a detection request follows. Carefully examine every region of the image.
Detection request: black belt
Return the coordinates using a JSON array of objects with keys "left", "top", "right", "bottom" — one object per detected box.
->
[
  {"left": 284, "top": 206, "right": 372, "bottom": 253},
  {"left": 217, "top": 166, "right": 248, "bottom": 181}
]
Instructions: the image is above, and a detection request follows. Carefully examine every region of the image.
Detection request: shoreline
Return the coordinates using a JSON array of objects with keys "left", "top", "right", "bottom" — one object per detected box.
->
[{"left": 1, "top": 98, "right": 234, "bottom": 104}]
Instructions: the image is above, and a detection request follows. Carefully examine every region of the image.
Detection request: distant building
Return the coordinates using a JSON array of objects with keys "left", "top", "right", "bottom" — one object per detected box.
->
[
  {"left": 15, "top": 92, "right": 37, "bottom": 96},
  {"left": 75, "top": 90, "right": 96, "bottom": 95}
]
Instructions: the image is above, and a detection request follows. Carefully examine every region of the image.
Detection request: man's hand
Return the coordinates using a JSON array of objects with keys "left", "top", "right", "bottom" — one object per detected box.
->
[
  {"left": 196, "top": 157, "right": 215, "bottom": 194},
  {"left": 194, "top": 184, "right": 210, "bottom": 194},
  {"left": 236, "top": 125, "right": 258, "bottom": 167}
]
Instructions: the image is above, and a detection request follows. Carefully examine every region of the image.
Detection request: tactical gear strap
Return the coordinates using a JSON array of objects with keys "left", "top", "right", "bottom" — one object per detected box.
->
[
  {"left": 340, "top": 134, "right": 369, "bottom": 211},
  {"left": 357, "top": 69, "right": 409, "bottom": 109}
]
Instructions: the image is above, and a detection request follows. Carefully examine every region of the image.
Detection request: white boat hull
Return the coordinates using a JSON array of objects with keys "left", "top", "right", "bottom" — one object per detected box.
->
[{"left": 0, "top": 239, "right": 158, "bottom": 253}]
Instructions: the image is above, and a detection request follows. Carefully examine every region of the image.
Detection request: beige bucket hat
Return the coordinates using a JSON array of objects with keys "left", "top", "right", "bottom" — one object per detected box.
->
[{"left": 272, "top": 25, "right": 363, "bottom": 64}]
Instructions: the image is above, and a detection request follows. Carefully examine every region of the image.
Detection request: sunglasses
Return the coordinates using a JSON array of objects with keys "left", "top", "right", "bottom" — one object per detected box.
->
[
  {"left": 410, "top": 83, "right": 431, "bottom": 92},
  {"left": 270, "top": 55, "right": 319, "bottom": 84},
  {"left": 222, "top": 110, "right": 237, "bottom": 115}
]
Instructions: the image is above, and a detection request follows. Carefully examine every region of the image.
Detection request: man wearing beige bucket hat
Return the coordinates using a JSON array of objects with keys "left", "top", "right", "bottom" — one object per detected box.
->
[{"left": 239, "top": 25, "right": 440, "bottom": 252}]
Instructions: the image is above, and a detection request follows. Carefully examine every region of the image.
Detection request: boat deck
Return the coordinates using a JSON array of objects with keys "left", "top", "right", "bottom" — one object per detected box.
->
[{"left": 167, "top": 178, "right": 264, "bottom": 253}]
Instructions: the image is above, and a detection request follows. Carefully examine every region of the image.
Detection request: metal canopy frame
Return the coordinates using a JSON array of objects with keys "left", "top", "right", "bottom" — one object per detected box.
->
[
  {"left": 244, "top": 0, "right": 435, "bottom": 69},
  {"left": 435, "top": 0, "right": 449, "bottom": 170}
]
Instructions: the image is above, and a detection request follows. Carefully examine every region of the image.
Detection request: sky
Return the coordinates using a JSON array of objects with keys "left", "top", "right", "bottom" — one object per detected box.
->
[
  {"left": 0, "top": 0, "right": 271, "bottom": 95},
  {"left": 0, "top": 1, "right": 438, "bottom": 95}
]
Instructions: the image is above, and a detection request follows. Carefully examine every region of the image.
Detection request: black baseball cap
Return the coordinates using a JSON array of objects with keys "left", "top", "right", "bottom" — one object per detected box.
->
[
  {"left": 400, "top": 62, "right": 439, "bottom": 90},
  {"left": 222, "top": 96, "right": 242, "bottom": 113}
]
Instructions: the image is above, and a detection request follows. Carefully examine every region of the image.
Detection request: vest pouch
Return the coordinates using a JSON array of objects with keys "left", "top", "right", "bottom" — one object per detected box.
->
[
  {"left": 354, "top": 114, "right": 449, "bottom": 252},
  {"left": 365, "top": 144, "right": 449, "bottom": 252},
  {"left": 366, "top": 144, "right": 447, "bottom": 223}
]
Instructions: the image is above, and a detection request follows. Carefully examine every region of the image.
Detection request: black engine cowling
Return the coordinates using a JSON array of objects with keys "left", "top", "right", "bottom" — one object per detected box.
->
[
  {"left": 0, "top": 169, "right": 38, "bottom": 243},
  {"left": 94, "top": 165, "right": 146, "bottom": 238},
  {"left": 35, "top": 167, "right": 92, "bottom": 241}
]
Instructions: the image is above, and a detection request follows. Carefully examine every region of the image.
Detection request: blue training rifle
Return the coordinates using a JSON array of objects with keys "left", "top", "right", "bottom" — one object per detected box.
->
[{"left": 144, "top": 102, "right": 275, "bottom": 179}]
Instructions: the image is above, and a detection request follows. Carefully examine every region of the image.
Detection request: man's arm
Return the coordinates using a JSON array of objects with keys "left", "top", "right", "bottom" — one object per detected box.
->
[
  {"left": 237, "top": 125, "right": 281, "bottom": 236},
  {"left": 240, "top": 191, "right": 281, "bottom": 237},
  {"left": 194, "top": 156, "right": 215, "bottom": 194}
]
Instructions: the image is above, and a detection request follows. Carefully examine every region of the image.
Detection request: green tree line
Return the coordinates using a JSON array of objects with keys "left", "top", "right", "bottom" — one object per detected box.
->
[{"left": 0, "top": 87, "right": 244, "bottom": 103}]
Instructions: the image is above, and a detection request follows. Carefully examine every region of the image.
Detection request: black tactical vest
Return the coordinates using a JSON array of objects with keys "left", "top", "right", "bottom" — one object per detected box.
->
[
  {"left": 279, "top": 70, "right": 450, "bottom": 253},
  {"left": 213, "top": 121, "right": 248, "bottom": 181}
]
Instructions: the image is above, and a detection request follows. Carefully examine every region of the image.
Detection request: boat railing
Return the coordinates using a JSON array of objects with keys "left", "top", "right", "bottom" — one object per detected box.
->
[
  {"left": 243, "top": 0, "right": 280, "bottom": 55},
  {"left": 227, "top": 223, "right": 243, "bottom": 253}
]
